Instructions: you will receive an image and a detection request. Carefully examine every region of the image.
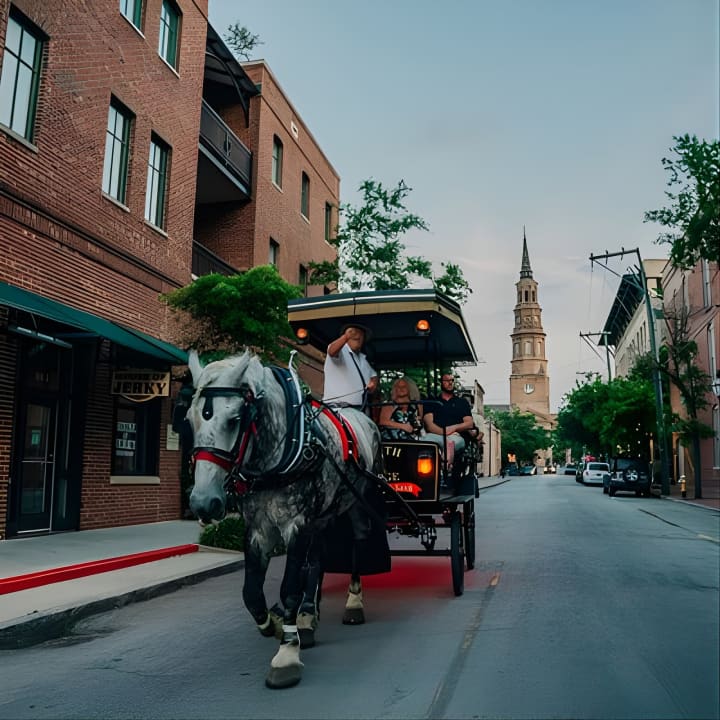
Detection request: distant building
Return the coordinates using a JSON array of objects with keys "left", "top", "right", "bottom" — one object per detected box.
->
[{"left": 507, "top": 231, "right": 555, "bottom": 466}]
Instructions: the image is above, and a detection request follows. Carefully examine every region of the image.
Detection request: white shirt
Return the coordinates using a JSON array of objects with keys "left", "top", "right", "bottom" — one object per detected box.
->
[{"left": 323, "top": 344, "right": 376, "bottom": 407}]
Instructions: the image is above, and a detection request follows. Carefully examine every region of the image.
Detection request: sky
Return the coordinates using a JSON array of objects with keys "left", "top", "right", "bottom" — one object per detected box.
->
[{"left": 209, "top": 0, "right": 719, "bottom": 412}]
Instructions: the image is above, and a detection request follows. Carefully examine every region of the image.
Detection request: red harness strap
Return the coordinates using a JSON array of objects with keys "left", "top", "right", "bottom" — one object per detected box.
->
[{"left": 311, "top": 401, "right": 360, "bottom": 462}]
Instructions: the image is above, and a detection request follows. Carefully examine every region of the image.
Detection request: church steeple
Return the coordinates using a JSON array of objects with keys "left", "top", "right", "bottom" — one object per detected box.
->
[
  {"left": 509, "top": 229, "right": 550, "bottom": 421},
  {"left": 520, "top": 226, "right": 533, "bottom": 278}
]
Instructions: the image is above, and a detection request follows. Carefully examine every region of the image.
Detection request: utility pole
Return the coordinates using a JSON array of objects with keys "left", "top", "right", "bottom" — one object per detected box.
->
[
  {"left": 589, "top": 248, "right": 671, "bottom": 495},
  {"left": 579, "top": 331, "right": 613, "bottom": 382}
]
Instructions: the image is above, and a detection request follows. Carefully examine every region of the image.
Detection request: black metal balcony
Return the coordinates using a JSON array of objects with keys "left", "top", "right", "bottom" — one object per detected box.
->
[
  {"left": 192, "top": 241, "right": 240, "bottom": 277},
  {"left": 197, "top": 100, "right": 252, "bottom": 204}
]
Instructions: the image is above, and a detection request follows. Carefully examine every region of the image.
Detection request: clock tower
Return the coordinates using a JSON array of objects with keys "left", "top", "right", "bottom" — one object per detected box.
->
[{"left": 509, "top": 230, "right": 551, "bottom": 419}]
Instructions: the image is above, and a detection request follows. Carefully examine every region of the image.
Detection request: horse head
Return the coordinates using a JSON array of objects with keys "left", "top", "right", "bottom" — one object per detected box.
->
[{"left": 187, "top": 349, "right": 269, "bottom": 523}]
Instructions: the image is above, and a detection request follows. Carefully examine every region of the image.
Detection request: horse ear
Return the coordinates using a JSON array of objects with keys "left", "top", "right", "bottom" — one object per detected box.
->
[{"left": 187, "top": 349, "right": 203, "bottom": 384}]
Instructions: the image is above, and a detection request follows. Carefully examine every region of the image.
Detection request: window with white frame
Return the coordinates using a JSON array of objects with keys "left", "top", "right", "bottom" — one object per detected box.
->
[
  {"left": 272, "top": 135, "right": 283, "bottom": 188},
  {"left": 119, "top": 0, "right": 143, "bottom": 30},
  {"left": 0, "top": 10, "right": 44, "bottom": 141},
  {"left": 301, "top": 172, "right": 310, "bottom": 219},
  {"left": 158, "top": 0, "right": 180, "bottom": 69},
  {"left": 713, "top": 404, "right": 720, "bottom": 468},
  {"left": 701, "top": 260, "right": 712, "bottom": 307},
  {"left": 709, "top": 321, "right": 718, "bottom": 393},
  {"left": 298, "top": 265, "right": 308, "bottom": 295},
  {"left": 269, "top": 238, "right": 279, "bottom": 266},
  {"left": 102, "top": 98, "right": 132, "bottom": 204},
  {"left": 145, "top": 134, "right": 169, "bottom": 228}
]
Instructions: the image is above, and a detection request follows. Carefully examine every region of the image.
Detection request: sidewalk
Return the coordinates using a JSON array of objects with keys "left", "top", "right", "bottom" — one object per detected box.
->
[{"left": 0, "top": 520, "right": 243, "bottom": 649}]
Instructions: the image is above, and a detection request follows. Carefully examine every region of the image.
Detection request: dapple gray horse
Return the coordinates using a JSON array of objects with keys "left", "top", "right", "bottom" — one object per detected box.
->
[{"left": 187, "top": 350, "right": 385, "bottom": 688}]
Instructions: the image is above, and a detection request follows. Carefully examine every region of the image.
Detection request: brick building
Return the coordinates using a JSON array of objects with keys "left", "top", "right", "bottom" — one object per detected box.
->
[{"left": 0, "top": 1, "right": 339, "bottom": 538}]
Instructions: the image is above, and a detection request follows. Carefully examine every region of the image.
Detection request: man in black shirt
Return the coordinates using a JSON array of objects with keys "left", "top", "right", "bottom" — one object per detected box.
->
[{"left": 423, "top": 373, "right": 475, "bottom": 474}]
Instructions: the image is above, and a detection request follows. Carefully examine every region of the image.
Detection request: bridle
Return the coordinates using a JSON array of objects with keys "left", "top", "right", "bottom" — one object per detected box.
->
[{"left": 191, "top": 384, "right": 261, "bottom": 492}]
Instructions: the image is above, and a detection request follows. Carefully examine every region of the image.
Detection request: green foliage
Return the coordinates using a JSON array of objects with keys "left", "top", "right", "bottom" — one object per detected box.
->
[
  {"left": 199, "top": 515, "right": 245, "bottom": 551},
  {"left": 488, "top": 408, "right": 549, "bottom": 464},
  {"left": 160, "top": 266, "right": 302, "bottom": 361},
  {"left": 223, "top": 24, "right": 262, "bottom": 61},
  {"left": 309, "top": 179, "right": 471, "bottom": 304},
  {"left": 555, "top": 374, "right": 657, "bottom": 458},
  {"left": 644, "top": 134, "right": 720, "bottom": 269}
]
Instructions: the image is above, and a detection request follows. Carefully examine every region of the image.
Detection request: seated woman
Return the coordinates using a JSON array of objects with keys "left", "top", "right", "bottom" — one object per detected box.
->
[{"left": 378, "top": 376, "right": 423, "bottom": 441}]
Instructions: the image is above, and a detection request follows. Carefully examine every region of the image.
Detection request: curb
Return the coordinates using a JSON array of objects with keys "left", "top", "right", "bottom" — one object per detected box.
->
[
  {"left": 0, "top": 557, "right": 244, "bottom": 650},
  {"left": 0, "top": 544, "right": 200, "bottom": 595},
  {"left": 661, "top": 495, "right": 720, "bottom": 513}
]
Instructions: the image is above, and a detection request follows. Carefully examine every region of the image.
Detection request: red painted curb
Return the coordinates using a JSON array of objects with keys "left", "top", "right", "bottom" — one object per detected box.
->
[{"left": 0, "top": 544, "right": 199, "bottom": 595}]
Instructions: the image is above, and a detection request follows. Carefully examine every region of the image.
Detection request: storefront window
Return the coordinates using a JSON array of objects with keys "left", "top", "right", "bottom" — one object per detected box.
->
[{"left": 112, "top": 397, "right": 159, "bottom": 475}]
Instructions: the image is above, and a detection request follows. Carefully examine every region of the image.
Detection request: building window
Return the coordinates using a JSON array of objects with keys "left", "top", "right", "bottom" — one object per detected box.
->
[
  {"left": 299, "top": 265, "right": 308, "bottom": 295},
  {"left": 158, "top": 0, "right": 180, "bottom": 69},
  {"left": 713, "top": 405, "right": 720, "bottom": 468},
  {"left": 145, "top": 135, "right": 169, "bottom": 228},
  {"left": 120, "top": 0, "right": 143, "bottom": 30},
  {"left": 102, "top": 98, "right": 132, "bottom": 204},
  {"left": 324, "top": 202, "right": 333, "bottom": 242},
  {"left": 709, "top": 322, "right": 717, "bottom": 390},
  {"left": 301, "top": 172, "right": 310, "bottom": 219},
  {"left": 272, "top": 135, "right": 283, "bottom": 188},
  {"left": 0, "top": 10, "right": 44, "bottom": 141},
  {"left": 269, "top": 238, "right": 279, "bottom": 266},
  {"left": 702, "top": 260, "right": 712, "bottom": 307},
  {"left": 524, "top": 290, "right": 529, "bottom": 302},
  {"left": 112, "top": 398, "right": 159, "bottom": 475}
]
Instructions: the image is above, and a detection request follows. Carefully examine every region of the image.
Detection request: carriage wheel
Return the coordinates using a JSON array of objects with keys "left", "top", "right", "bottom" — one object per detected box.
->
[
  {"left": 450, "top": 511, "right": 464, "bottom": 596},
  {"left": 463, "top": 501, "right": 475, "bottom": 570}
]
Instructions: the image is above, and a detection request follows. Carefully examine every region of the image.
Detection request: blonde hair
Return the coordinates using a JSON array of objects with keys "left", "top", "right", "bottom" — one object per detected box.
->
[{"left": 392, "top": 376, "right": 420, "bottom": 403}]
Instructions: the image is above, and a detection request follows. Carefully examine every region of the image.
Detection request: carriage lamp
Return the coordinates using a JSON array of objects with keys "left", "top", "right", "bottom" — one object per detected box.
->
[
  {"left": 417, "top": 453, "right": 434, "bottom": 476},
  {"left": 415, "top": 319, "right": 430, "bottom": 336},
  {"left": 295, "top": 327, "right": 309, "bottom": 344}
]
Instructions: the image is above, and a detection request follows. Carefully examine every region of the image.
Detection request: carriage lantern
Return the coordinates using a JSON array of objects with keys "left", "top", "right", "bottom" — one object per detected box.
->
[
  {"left": 295, "top": 327, "right": 309, "bottom": 344},
  {"left": 415, "top": 319, "right": 430, "bottom": 336}
]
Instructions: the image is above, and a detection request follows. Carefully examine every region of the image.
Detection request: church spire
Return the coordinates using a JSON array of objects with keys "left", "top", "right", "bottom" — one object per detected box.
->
[{"left": 520, "top": 226, "right": 533, "bottom": 279}]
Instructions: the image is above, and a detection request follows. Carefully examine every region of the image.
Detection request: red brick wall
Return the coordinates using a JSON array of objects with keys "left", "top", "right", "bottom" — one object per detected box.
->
[{"left": 195, "top": 61, "right": 339, "bottom": 292}]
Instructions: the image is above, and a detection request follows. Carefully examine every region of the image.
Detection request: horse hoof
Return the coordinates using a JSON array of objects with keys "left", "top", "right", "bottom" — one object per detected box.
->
[
  {"left": 298, "top": 628, "right": 315, "bottom": 649},
  {"left": 342, "top": 608, "right": 365, "bottom": 625},
  {"left": 265, "top": 666, "right": 303, "bottom": 689}
]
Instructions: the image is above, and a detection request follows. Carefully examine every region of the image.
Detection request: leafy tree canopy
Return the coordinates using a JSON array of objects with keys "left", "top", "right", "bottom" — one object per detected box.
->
[
  {"left": 644, "top": 134, "right": 719, "bottom": 269},
  {"left": 160, "top": 265, "right": 301, "bottom": 362},
  {"left": 488, "top": 408, "right": 549, "bottom": 465},
  {"left": 309, "top": 179, "right": 471, "bottom": 304}
]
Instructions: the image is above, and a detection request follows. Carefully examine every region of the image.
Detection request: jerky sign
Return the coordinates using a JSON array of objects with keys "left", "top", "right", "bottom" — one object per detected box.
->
[{"left": 112, "top": 370, "right": 170, "bottom": 402}]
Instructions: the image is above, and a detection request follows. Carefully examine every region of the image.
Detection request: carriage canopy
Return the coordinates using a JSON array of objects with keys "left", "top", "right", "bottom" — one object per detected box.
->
[{"left": 287, "top": 289, "right": 477, "bottom": 369}]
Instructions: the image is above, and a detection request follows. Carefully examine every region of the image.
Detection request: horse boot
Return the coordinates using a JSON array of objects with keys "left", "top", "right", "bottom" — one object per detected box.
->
[
  {"left": 255, "top": 603, "right": 284, "bottom": 639},
  {"left": 342, "top": 578, "right": 365, "bottom": 625},
  {"left": 266, "top": 624, "right": 304, "bottom": 689}
]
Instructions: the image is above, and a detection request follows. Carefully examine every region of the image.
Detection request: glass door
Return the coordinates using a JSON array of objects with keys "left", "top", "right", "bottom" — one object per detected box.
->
[{"left": 17, "top": 400, "right": 57, "bottom": 532}]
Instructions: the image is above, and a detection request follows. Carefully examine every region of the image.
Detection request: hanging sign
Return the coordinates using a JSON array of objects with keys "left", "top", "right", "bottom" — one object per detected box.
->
[{"left": 111, "top": 370, "right": 171, "bottom": 402}]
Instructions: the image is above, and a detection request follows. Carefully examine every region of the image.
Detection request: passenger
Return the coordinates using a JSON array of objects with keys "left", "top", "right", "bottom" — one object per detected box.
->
[
  {"left": 323, "top": 324, "right": 378, "bottom": 411},
  {"left": 378, "top": 376, "right": 423, "bottom": 441},
  {"left": 423, "top": 372, "right": 474, "bottom": 470}
]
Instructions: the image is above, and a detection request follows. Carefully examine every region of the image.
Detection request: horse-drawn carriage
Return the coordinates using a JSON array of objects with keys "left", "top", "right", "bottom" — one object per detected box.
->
[
  {"left": 186, "top": 288, "right": 480, "bottom": 687},
  {"left": 287, "top": 288, "right": 480, "bottom": 596}
]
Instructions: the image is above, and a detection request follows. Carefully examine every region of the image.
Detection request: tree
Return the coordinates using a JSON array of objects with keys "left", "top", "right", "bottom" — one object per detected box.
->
[
  {"left": 160, "top": 265, "right": 301, "bottom": 361},
  {"left": 644, "top": 134, "right": 720, "bottom": 270},
  {"left": 488, "top": 408, "right": 549, "bottom": 465},
  {"left": 658, "top": 305, "right": 714, "bottom": 497},
  {"left": 309, "top": 179, "right": 471, "bottom": 304},
  {"left": 223, "top": 24, "right": 263, "bottom": 61}
]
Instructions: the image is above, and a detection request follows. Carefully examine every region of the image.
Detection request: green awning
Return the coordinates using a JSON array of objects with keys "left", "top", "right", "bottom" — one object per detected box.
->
[{"left": 0, "top": 281, "right": 187, "bottom": 365}]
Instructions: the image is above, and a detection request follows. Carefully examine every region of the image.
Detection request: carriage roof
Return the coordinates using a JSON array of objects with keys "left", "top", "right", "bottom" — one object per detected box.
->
[{"left": 287, "top": 289, "right": 477, "bottom": 369}]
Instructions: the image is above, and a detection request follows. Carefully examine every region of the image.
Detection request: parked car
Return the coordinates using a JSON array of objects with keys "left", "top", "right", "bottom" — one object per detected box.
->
[
  {"left": 582, "top": 461, "right": 609, "bottom": 486},
  {"left": 606, "top": 457, "right": 652, "bottom": 497},
  {"left": 504, "top": 463, "right": 520, "bottom": 476},
  {"left": 544, "top": 462, "right": 556, "bottom": 474},
  {"left": 563, "top": 464, "right": 577, "bottom": 475},
  {"left": 520, "top": 464, "right": 537, "bottom": 475}
]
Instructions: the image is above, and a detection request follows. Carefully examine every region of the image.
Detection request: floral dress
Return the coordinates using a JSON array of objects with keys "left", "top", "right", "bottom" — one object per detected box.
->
[{"left": 380, "top": 403, "right": 421, "bottom": 441}]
